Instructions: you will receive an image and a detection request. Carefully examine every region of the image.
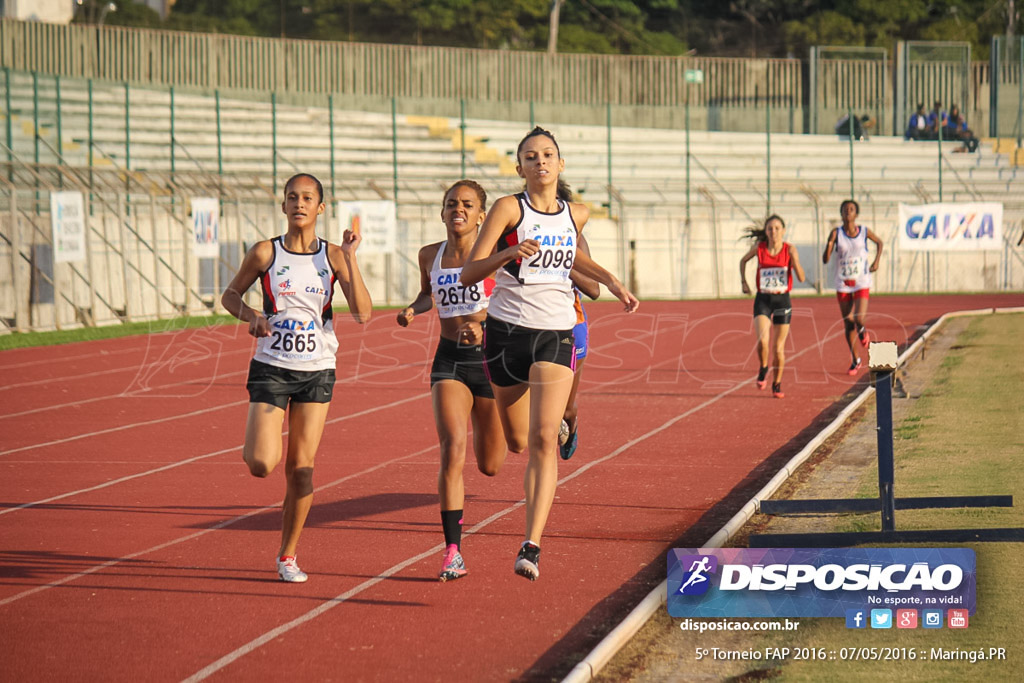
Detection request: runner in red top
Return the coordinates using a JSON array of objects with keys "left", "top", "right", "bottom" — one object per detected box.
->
[{"left": 740, "top": 215, "right": 806, "bottom": 398}]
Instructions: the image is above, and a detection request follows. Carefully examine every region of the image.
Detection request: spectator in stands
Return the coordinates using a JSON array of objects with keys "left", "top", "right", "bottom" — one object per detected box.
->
[
  {"left": 926, "top": 101, "right": 947, "bottom": 139},
  {"left": 945, "top": 105, "right": 979, "bottom": 152},
  {"left": 905, "top": 104, "right": 929, "bottom": 140},
  {"left": 835, "top": 113, "right": 872, "bottom": 140}
]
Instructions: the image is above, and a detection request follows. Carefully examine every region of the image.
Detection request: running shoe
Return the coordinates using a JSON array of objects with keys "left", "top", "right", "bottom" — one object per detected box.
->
[
  {"left": 514, "top": 542, "right": 541, "bottom": 581},
  {"left": 858, "top": 329, "right": 870, "bottom": 348},
  {"left": 558, "top": 419, "right": 570, "bottom": 446},
  {"left": 847, "top": 357, "right": 862, "bottom": 376},
  {"left": 772, "top": 382, "right": 785, "bottom": 399},
  {"left": 756, "top": 366, "right": 769, "bottom": 390},
  {"left": 438, "top": 543, "right": 467, "bottom": 582},
  {"left": 276, "top": 555, "right": 308, "bottom": 583},
  {"left": 560, "top": 429, "right": 578, "bottom": 461}
]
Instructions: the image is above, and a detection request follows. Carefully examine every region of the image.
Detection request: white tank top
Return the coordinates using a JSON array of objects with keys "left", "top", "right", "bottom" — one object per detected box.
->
[
  {"left": 833, "top": 226, "right": 872, "bottom": 292},
  {"left": 487, "top": 193, "right": 577, "bottom": 330},
  {"left": 429, "top": 242, "right": 493, "bottom": 318},
  {"left": 253, "top": 236, "right": 339, "bottom": 371}
]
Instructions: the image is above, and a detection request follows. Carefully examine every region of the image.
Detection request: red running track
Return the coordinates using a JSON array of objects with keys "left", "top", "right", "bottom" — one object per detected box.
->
[{"left": 1, "top": 294, "right": 1019, "bottom": 681}]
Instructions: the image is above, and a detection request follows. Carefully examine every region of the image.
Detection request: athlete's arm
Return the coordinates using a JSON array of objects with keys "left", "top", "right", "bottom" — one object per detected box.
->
[
  {"left": 789, "top": 243, "right": 807, "bottom": 283},
  {"left": 571, "top": 234, "right": 601, "bottom": 300},
  {"left": 330, "top": 230, "right": 373, "bottom": 324},
  {"left": 461, "top": 195, "right": 539, "bottom": 286},
  {"left": 739, "top": 244, "right": 758, "bottom": 295},
  {"left": 397, "top": 243, "right": 438, "bottom": 327},
  {"left": 822, "top": 229, "right": 837, "bottom": 263},
  {"left": 221, "top": 240, "right": 274, "bottom": 338},
  {"left": 571, "top": 248, "right": 638, "bottom": 313},
  {"left": 866, "top": 228, "right": 884, "bottom": 272}
]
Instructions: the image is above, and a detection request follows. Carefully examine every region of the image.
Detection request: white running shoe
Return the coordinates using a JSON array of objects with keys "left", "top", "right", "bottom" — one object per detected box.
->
[
  {"left": 276, "top": 556, "right": 308, "bottom": 583},
  {"left": 558, "top": 419, "right": 570, "bottom": 446}
]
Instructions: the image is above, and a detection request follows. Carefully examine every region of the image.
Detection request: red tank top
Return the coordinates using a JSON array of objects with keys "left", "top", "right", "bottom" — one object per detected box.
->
[{"left": 756, "top": 242, "right": 793, "bottom": 294}]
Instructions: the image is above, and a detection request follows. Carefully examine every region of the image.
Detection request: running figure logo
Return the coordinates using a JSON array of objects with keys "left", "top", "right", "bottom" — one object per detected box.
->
[{"left": 676, "top": 554, "right": 718, "bottom": 595}]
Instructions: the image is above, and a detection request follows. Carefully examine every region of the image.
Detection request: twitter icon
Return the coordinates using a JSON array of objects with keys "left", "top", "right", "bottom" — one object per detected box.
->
[{"left": 870, "top": 609, "right": 892, "bottom": 629}]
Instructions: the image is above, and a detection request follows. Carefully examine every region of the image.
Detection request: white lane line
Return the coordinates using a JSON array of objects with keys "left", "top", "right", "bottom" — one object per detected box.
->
[
  {"left": 0, "top": 393, "right": 429, "bottom": 516},
  {"left": 0, "top": 441, "right": 440, "bottom": 608},
  {"left": 181, "top": 326, "right": 851, "bottom": 681},
  {"left": 0, "top": 361, "right": 425, "bottom": 456},
  {"left": 0, "top": 334, "right": 426, "bottom": 420}
]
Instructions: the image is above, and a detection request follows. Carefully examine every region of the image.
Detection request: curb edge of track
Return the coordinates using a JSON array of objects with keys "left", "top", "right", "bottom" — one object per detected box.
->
[{"left": 561, "top": 305, "right": 1024, "bottom": 683}]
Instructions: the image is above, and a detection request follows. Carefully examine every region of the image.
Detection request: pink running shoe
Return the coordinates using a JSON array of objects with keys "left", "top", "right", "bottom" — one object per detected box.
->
[
  {"left": 439, "top": 544, "right": 467, "bottom": 582},
  {"left": 847, "top": 357, "right": 863, "bottom": 376},
  {"left": 859, "top": 329, "right": 870, "bottom": 347}
]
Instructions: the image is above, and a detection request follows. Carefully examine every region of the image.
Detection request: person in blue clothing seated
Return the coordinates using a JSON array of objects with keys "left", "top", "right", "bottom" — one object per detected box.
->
[
  {"left": 926, "top": 101, "right": 947, "bottom": 139},
  {"left": 905, "top": 104, "right": 929, "bottom": 140},
  {"left": 944, "top": 105, "right": 979, "bottom": 153}
]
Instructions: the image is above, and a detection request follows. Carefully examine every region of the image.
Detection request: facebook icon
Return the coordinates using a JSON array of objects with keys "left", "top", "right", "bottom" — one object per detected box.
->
[{"left": 845, "top": 609, "right": 867, "bottom": 629}]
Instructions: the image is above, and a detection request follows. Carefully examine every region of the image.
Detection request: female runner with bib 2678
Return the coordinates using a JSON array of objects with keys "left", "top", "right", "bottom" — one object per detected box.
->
[
  {"left": 221, "top": 173, "right": 372, "bottom": 583},
  {"left": 461, "top": 127, "right": 639, "bottom": 581},
  {"left": 396, "top": 180, "right": 507, "bottom": 583}
]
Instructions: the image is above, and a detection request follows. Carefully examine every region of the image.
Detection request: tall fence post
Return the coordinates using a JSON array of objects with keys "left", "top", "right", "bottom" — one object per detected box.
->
[
  {"left": 391, "top": 96, "right": 398, "bottom": 203},
  {"left": 766, "top": 93, "right": 771, "bottom": 215},
  {"left": 1018, "top": 37, "right": 1023, "bottom": 149},
  {"left": 459, "top": 98, "right": 466, "bottom": 179},
  {"left": 169, "top": 85, "right": 175, "bottom": 176},
  {"left": 990, "top": 36, "right": 1000, "bottom": 138},
  {"left": 215, "top": 90, "right": 223, "bottom": 176},
  {"left": 271, "top": 91, "right": 277, "bottom": 196},
  {"left": 124, "top": 82, "right": 130, "bottom": 170},
  {"left": 55, "top": 75, "right": 63, "bottom": 161},
  {"left": 606, "top": 101, "right": 612, "bottom": 219},
  {"left": 848, "top": 106, "right": 855, "bottom": 199},
  {"left": 685, "top": 91, "right": 691, "bottom": 229},
  {"left": 32, "top": 71, "right": 39, "bottom": 166},
  {"left": 328, "top": 93, "right": 335, "bottom": 198}
]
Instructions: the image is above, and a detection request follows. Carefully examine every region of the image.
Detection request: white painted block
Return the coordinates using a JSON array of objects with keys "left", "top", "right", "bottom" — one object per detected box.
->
[{"left": 868, "top": 341, "right": 899, "bottom": 371}]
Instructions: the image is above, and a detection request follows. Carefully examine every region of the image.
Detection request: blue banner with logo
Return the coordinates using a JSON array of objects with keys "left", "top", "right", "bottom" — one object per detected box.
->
[{"left": 667, "top": 548, "right": 975, "bottom": 618}]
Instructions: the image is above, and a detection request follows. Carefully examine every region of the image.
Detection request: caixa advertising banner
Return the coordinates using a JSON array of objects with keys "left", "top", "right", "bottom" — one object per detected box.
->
[
  {"left": 667, "top": 548, "right": 975, "bottom": 618},
  {"left": 898, "top": 202, "right": 1002, "bottom": 251}
]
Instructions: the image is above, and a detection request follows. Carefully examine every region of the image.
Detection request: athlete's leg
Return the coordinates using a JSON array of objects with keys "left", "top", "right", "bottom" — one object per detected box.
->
[
  {"left": 470, "top": 395, "right": 507, "bottom": 477},
  {"left": 562, "top": 357, "right": 585, "bottom": 433},
  {"left": 432, "top": 380, "right": 475, "bottom": 512},
  {"left": 837, "top": 294, "right": 858, "bottom": 362},
  {"left": 852, "top": 295, "right": 870, "bottom": 341},
  {"left": 243, "top": 402, "right": 286, "bottom": 477},
  {"left": 278, "top": 401, "right": 330, "bottom": 558},
  {"left": 523, "top": 362, "right": 574, "bottom": 546},
  {"left": 492, "top": 383, "right": 531, "bottom": 453},
  {"left": 754, "top": 314, "right": 772, "bottom": 369},
  {"left": 772, "top": 323, "right": 791, "bottom": 384}
]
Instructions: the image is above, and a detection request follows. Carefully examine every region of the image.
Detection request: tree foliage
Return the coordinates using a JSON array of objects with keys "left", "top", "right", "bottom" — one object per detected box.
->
[{"left": 77, "top": 0, "right": 1022, "bottom": 59}]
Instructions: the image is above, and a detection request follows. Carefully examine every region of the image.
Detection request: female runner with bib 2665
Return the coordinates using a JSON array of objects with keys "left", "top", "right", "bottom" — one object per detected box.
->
[
  {"left": 739, "top": 215, "right": 806, "bottom": 398},
  {"left": 221, "top": 173, "right": 372, "bottom": 583},
  {"left": 822, "top": 199, "right": 883, "bottom": 376},
  {"left": 461, "top": 127, "right": 639, "bottom": 581},
  {"left": 396, "top": 180, "right": 507, "bottom": 583}
]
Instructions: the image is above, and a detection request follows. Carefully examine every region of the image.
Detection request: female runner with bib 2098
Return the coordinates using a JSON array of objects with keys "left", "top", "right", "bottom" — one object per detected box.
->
[
  {"left": 396, "top": 180, "right": 507, "bottom": 583},
  {"left": 740, "top": 215, "right": 806, "bottom": 398},
  {"left": 461, "top": 127, "right": 639, "bottom": 581},
  {"left": 221, "top": 173, "right": 372, "bottom": 583},
  {"left": 822, "top": 199, "right": 883, "bottom": 376}
]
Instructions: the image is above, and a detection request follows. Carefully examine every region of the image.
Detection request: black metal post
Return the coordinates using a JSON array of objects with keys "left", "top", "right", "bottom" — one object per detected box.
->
[{"left": 876, "top": 369, "right": 896, "bottom": 531}]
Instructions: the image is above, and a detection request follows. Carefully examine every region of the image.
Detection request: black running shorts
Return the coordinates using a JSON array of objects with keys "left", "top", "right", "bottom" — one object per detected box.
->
[
  {"left": 246, "top": 359, "right": 336, "bottom": 409},
  {"left": 430, "top": 337, "right": 494, "bottom": 399},
  {"left": 753, "top": 292, "right": 793, "bottom": 325},
  {"left": 483, "top": 316, "right": 575, "bottom": 388}
]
